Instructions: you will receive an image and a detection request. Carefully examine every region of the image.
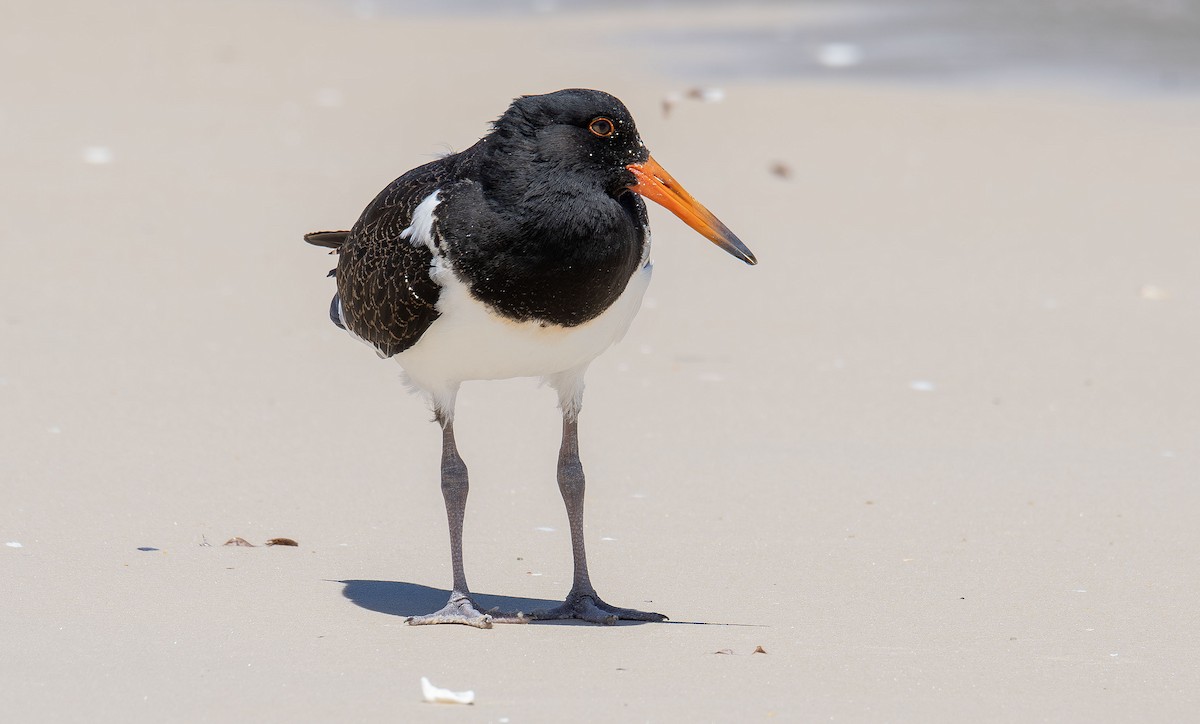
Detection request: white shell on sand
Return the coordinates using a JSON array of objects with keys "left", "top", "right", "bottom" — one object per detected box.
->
[{"left": 420, "top": 677, "right": 475, "bottom": 705}]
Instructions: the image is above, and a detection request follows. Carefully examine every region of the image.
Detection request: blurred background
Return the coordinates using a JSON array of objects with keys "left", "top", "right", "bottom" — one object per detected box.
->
[{"left": 342, "top": 0, "right": 1200, "bottom": 92}]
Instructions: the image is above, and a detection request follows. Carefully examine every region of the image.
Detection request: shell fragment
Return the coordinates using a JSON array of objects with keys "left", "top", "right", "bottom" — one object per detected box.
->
[{"left": 420, "top": 677, "right": 475, "bottom": 705}]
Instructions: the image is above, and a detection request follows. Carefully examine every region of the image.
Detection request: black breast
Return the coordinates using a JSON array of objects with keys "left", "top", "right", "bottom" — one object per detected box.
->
[{"left": 439, "top": 187, "right": 648, "bottom": 327}]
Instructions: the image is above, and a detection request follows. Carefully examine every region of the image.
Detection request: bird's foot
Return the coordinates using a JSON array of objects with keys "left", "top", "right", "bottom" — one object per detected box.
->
[
  {"left": 405, "top": 592, "right": 529, "bottom": 629},
  {"left": 530, "top": 590, "right": 667, "bottom": 625}
]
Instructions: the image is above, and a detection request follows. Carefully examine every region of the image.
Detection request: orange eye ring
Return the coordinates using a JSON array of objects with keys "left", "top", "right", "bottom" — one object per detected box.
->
[{"left": 588, "top": 117, "right": 615, "bottom": 137}]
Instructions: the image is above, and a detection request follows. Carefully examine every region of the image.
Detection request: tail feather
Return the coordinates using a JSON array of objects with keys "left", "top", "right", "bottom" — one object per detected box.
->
[
  {"left": 309, "top": 231, "right": 349, "bottom": 330},
  {"left": 304, "top": 230, "right": 350, "bottom": 249}
]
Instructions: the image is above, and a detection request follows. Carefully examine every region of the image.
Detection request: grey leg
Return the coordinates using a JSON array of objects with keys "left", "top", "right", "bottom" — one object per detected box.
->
[
  {"left": 407, "top": 418, "right": 526, "bottom": 628},
  {"left": 531, "top": 416, "right": 667, "bottom": 624}
]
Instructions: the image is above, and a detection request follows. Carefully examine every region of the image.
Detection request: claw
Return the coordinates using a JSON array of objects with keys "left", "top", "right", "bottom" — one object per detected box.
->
[
  {"left": 406, "top": 593, "right": 521, "bottom": 628},
  {"left": 406, "top": 610, "right": 493, "bottom": 628},
  {"left": 578, "top": 597, "right": 618, "bottom": 625},
  {"left": 530, "top": 591, "right": 666, "bottom": 624}
]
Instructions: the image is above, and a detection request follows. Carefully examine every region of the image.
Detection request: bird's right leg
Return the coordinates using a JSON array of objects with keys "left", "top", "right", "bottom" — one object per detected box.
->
[{"left": 406, "top": 413, "right": 526, "bottom": 628}]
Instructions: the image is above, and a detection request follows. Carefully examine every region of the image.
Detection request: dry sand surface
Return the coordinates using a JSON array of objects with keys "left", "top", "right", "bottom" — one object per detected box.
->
[{"left": 3, "top": 1, "right": 1199, "bottom": 721}]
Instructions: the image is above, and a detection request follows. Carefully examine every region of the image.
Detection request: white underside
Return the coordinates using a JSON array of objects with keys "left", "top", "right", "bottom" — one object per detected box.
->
[{"left": 398, "top": 256, "right": 652, "bottom": 418}]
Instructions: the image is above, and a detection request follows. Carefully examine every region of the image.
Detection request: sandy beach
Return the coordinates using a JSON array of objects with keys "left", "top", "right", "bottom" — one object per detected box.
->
[{"left": 3, "top": 0, "right": 1199, "bottom": 720}]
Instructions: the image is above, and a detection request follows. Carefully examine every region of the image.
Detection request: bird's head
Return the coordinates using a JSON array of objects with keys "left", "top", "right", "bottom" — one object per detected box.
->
[{"left": 488, "top": 88, "right": 756, "bottom": 265}]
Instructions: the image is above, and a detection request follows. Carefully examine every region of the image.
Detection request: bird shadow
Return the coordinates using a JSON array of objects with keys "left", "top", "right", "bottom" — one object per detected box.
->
[{"left": 335, "top": 580, "right": 697, "bottom": 626}]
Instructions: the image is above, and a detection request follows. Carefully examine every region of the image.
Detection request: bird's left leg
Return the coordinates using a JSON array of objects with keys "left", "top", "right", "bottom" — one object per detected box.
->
[{"left": 531, "top": 398, "right": 667, "bottom": 625}]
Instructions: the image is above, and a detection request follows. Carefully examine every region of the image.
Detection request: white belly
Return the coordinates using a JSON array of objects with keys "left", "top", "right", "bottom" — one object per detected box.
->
[{"left": 396, "top": 258, "right": 653, "bottom": 397}]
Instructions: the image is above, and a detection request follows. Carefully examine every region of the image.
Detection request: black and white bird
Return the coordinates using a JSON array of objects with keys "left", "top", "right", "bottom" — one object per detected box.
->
[{"left": 306, "top": 88, "right": 755, "bottom": 627}]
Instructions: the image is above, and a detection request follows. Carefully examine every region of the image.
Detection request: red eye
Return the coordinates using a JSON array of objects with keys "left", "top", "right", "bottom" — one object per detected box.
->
[{"left": 588, "top": 117, "right": 615, "bottom": 137}]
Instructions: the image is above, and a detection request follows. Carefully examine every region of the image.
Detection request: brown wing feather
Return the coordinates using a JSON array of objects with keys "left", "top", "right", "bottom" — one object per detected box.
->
[
  {"left": 309, "top": 143, "right": 484, "bottom": 358},
  {"left": 329, "top": 158, "right": 466, "bottom": 357}
]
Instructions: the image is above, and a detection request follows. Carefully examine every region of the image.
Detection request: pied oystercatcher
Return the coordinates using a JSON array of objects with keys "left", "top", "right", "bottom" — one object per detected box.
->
[{"left": 306, "top": 88, "right": 756, "bottom": 627}]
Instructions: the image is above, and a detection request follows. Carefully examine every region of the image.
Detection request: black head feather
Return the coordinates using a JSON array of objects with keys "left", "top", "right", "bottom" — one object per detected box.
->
[{"left": 483, "top": 89, "right": 650, "bottom": 203}]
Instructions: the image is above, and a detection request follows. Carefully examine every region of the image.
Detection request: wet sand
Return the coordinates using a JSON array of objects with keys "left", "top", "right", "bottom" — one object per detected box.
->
[{"left": 3, "top": 1, "right": 1199, "bottom": 721}]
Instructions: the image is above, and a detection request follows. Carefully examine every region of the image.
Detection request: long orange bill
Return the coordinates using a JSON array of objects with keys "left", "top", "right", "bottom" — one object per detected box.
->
[{"left": 626, "top": 155, "right": 757, "bottom": 265}]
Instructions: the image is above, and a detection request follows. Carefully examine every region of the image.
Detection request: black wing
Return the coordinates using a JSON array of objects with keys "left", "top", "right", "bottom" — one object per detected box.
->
[{"left": 325, "top": 149, "right": 480, "bottom": 358}]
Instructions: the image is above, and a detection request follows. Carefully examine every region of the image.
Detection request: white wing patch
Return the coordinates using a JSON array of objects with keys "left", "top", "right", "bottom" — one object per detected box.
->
[{"left": 399, "top": 190, "right": 441, "bottom": 251}]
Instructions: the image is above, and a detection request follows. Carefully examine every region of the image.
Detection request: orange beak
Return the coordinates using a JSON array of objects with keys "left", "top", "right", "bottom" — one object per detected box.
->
[{"left": 626, "top": 155, "right": 757, "bottom": 265}]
